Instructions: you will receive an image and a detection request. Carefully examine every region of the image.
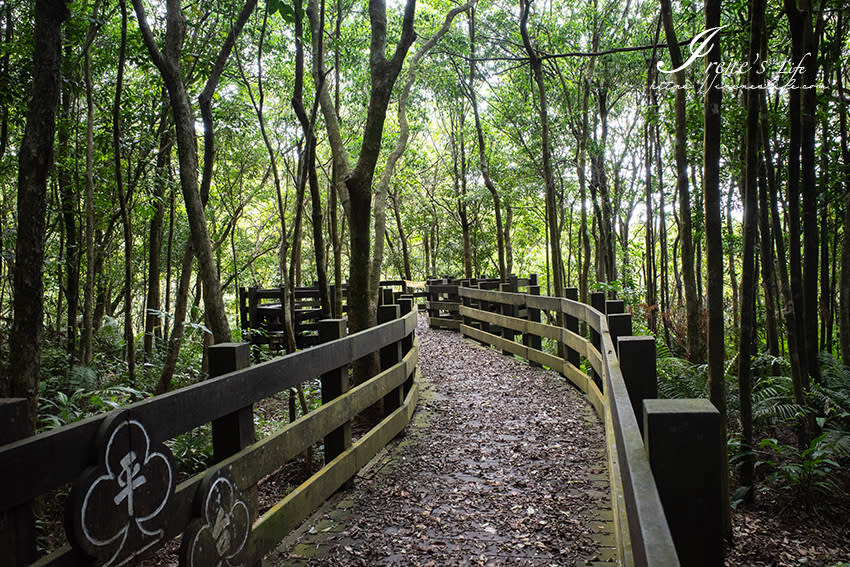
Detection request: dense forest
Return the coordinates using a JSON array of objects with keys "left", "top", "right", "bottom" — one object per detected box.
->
[{"left": 1, "top": 0, "right": 850, "bottom": 558}]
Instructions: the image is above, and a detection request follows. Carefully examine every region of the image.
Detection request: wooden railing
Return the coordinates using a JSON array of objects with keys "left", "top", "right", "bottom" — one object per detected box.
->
[
  {"left": 426, "top": 274, "right": 538, "bottom": 330},
  {"left": 0, "top": 300, "right": 419, "bottom": 567},
  {"left": 239, "top": 280, "right": 417, "bottom": 349},
  {"left": 451, "top": 282, "right": 724, "bottom": 567}
]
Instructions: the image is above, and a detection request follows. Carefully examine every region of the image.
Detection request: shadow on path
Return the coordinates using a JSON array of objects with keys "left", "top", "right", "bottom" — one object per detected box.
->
[{"left": 265, "top": 315, "right": 617, "bottom": 567}]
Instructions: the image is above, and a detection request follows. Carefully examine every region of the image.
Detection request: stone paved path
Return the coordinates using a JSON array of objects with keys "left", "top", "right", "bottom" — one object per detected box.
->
[{"left": 264, "top": 315, "right": 617, "bottom": 567}]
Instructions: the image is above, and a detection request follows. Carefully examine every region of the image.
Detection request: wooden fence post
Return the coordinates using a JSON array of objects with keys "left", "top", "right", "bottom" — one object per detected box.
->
[
  {"left": 564, "top": 288, "right": 580, "bottom": 370},
  {"left": 644, "top": 399, "right": 724, "bottom": 567},
  {"left": 478, "top": 282, "right": 491, "bottom": 336},
  {"left": 589, "top": 291, "right": 605, "bottom": 385},
  {"left": 0, "top": 398, "right": 36, "bottom": 566},
  {"left": 378, "top": 304, "right": 402, "bottom": 416},
  {"left": 499, "top": 282, "right": 516, "bottom": 355},
  {"left": 525, "top": 284, "right": 542, "bottom": 367},
  {"left": 209, "top": 343, "right": 254, "bottom": 462},
  {"left": 396, "top": 298, "right": 415, "bottom": 396},
  {"left": 319, "top": 319, "right": 350, "bottom": 463},
  {"left": 608, "top": 313, "right": 633, "bottom": 353},
  {"left": 617, "top": 336, "right": 657, "bottom": 437}
]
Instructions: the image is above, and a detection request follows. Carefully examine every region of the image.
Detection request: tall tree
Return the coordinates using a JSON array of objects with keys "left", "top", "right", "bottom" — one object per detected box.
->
[
  {"left": 520, "top": 0, "right": 563, "bottom": 298},
  {"left": 466, "top": 5, "right": 506, "bottom": 281},
  {"left": 6, "top": 0, "right": 70, "bottom": 431},
  {"left": 308, "top": 0, "right": 417, "bottom": 333},
  {"left": 703, "top": 0, "right": 729, "bottom": 541},
  {"left": 113, "top": 0, "right": 135, "bottom": 385},
  {"left": 659, "top": 0, "right": 701, "bottom": 362},
  {"left": 737, "top": 0, "right": 765, "bottom": 504},
  {"left": 130, "top": 0, "right": 257, "bottom": 345}
]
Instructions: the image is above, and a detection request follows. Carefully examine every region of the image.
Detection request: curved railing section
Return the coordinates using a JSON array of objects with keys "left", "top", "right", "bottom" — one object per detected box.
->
[
  {"left": 0, "top": 301, "right": 419, "bottom": 567},
  {"left": 456, "top": 283, "right": 681, "bottom": 567}
]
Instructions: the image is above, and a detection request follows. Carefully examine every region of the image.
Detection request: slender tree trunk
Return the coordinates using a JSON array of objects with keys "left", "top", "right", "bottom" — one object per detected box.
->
[
  {"left": 727, "top": 191, "right": 739, "bottom": 346},
  {"left": 57, "top": 78, "right": 79, "bottom": 359},
  {"left": 798, "top": 2, "right": 821, "bottom": 382},
  {"left": 520, "top": 0, "right": 562, "bottom": 296},
  {"left": 578, "top": 22, "right": 598, "bottom": 305},
  {"left": 763, "top": 92, "right": 805, "bottom": 406},
  {"left": 157, "top": 243, "right": 194, "bottom": 394},
  {"left": 453, "top": 109, "right": 474, "bottom": 279},
  {"left": 131, "top": 0, "right": 241, "bottom": 345},
  {"left": 644, "top": 122, "right": 657, "bottom": 332},
  {"left": 467, "top": 6, "right": 505, "bottom": 281},
  {"left": 655, "top": 119, "right": 671, "bottom": 348},
  {"left": 660, "top": 0, "right": 701, "bottom": 362},
  {"left": 145, "top": 99, "right": 171, "bottom": 359},
  {"left": 703, "top": 0, "right": 729, "bottom": 540},
  {"left": 292, "top": 0, "right": 330, "bottom": 316},
  {"left": 390, "top": 191, "right": 412, "bottom": 280},
  {"left": 81, "top": 37, "right": 96, "bottom": 365},
  {"left": 783, "top": 0, "right": 811, "bottom": 393},
  {"left": 0, "top": 3, "right": 10, "bottom": 161},
  {"left": 737, "top": 0, "right": 765, "bottom": 504},
  {"left": 758, "top": 147, "right": 780, "bottom": 357},
  {"left": 6, "top": 0, "right": 69, "bottom": 430},
  {"left": 114, "top": 0, "right": 135, "bottom": 386},
  {"left": 330, "top": 0, "right": 344, "bottom": 317},
  {"left": 838, "top": 38, "right": 850, "bottom": 365}
]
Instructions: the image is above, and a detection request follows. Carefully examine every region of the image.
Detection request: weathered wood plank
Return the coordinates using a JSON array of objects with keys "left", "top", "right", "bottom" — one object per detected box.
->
[
  {"left": 425, "top": 301, "right": 461, "bottom": 312},
  {"left": 458, "top": 287, "right": 526, "bottom": 306},
  {"left": 428, "top": 317, "right": 460, "bottom": 330}
]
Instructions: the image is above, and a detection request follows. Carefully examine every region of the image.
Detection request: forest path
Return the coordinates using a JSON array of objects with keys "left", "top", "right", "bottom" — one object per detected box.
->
[{"left": 265, "top": 314, "right": 617, "bottom": 567}]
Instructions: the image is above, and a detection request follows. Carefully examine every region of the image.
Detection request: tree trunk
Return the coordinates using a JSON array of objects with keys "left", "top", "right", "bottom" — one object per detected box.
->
[
  {"left": 838, "top": 31, "right": 850, "bottom": 365},
  {"left": 762, "top": 91, "right": 806, "bottom": 408},
  {"left": 578, "top": 24, "right": 599, "bottom": 305},
  {"left": 390, "top": 191, "right": 412, "bottom": 280},
  {"left": 660, "top": 0, "right": 701, "bottom": 362},
  {"left": 520, "top": 0, "right": 562, "bottom": 297},
  {"left": 157, "top": 243, "right": 194, "bottom": 394},
  {"left": 57, "top": 77, "right": 79, "bottom": 359},
  {"left": 81, "top": 35, "right": 96, "bottom": 365},
  {"left": 702, "top": 0, "right": 729, "bottom": 539},
  {"left": 797, "top": 2, "right": 821, "bottom": 383},
  {"left": 145, "top": 99, "right": 171, "bottom": 359},
  {"left": 308, "top": 0, "right": 416, "bottom": 334},
  {"left": 737, "top": 0, "right": 765, "bottom": 504},
  {"left": 726, "top": 190, "right": 739, "bottom": 346},
  {"left": 114, "top": 0, "right": 135, "bottom": 386},
  {"left": 758, "top": 146, "right": 780, "bottom": 358},
  {"left": 7, "top": 0, "right": 69, "bottom": 431},
  {"left": 292, "top": 0, "right": 330, "bottom": 317},
  {"left": 783, "top": 0, "right": 810, "bottom": 392},
  {"left": 131, "top": 0, "right": 240, "bottom": 345},
  {"left": 467, "top": 6, "right": 505, "bottom": 281}
]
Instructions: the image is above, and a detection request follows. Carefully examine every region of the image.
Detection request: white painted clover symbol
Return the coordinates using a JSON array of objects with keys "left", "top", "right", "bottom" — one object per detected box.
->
[
  {"left": 67, "top": 412, "right": 174, "bottom": 567},
  {"left": 181, "top": 471, "right": 250, "bottom": 567}
]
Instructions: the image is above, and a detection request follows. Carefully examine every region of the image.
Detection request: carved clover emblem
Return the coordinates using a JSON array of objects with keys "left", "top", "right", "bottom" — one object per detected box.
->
[
  {"left": 180, "top": 469, "right": 251, "bottom": 567},
  {"left": 67, "top": 411, "right": 174, "bottom": 567}
]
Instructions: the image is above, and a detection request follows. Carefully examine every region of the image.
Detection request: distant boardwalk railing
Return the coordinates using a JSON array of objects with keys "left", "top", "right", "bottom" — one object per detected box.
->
[
  {"left": 427, "top": 276, "right": 724, "bottom": 567},
  {"left": 239, "top": 279, "right": 425, "bottom": 349},
  {"left": 0, "top": 301, "right": 419, "bottom": 567}
]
